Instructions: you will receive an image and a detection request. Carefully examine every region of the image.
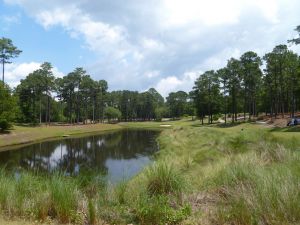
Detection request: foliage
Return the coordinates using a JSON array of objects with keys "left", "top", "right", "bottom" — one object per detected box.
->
[
  {"left": 154, "top": 106, "right": 168, "bottom": 121},
  {"left": 104, "top": 106, "right": 122, "bottom": 122},
  {"left": 166, "top": 91, "right": 191, "bottom": 119},
  {"left": 193, "top": 70, "right": 222, "bottom": 124},
  {"left": 0, "top": 37, "right": 22, "bottom": 83},
  {"left": 0, "top": 82, "right": 17, "bottom": 131},
  {"left": 16, "top": 62, "right": 56, "bottom": 123}
]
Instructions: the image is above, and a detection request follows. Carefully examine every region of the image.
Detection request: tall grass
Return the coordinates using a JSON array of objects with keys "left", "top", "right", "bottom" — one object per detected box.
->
[
  {"left": 1, "top": 122, "right": 300, "bottom": 225},
  {"left": 87, "top": 199, "right": 96, "bottom": 225},
  {"left": 145, "top": 162, "right": 185, "bottom": 196},
  {"left": 208, "top": 141, "right": 300, "bottom": 225},
  {"left": 49, "top": 174, "right": 79, "bottom": 223},
  {"left": 0, "top": 171, "right": 83, "bottom": 223},
  {"left": 114, "top": 180, "right": 128, "bottom": 204},
  {"left": 135, "top": 194, "right": 191, "bottom": 225}
]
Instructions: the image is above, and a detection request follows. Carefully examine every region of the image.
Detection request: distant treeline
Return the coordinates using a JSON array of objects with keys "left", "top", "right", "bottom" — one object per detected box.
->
[
  {"left": 0, "top": 63, "right": 193, "bottom": 127},
  {"left": 193, "top": 45, "right": 300, "bottom": 124},
  {"left": 15, "top": 64, "right": 193, "bottom": 124},
  {"left": 1, "top": 26, "right": 300, "bottom": 129}
]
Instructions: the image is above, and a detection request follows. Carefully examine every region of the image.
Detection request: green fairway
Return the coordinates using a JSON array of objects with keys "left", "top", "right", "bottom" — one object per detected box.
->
[{"left": 0, "top": 123, "right": 122, "bottom": 150}]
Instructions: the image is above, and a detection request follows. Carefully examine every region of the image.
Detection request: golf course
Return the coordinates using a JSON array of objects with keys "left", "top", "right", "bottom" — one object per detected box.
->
[{"left": 0, "top": 118, "right": 299, "bottom": 225}]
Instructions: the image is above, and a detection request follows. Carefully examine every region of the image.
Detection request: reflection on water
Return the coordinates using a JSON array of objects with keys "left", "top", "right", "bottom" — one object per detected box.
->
[{"left": 0, "top": 129, "right": 159, "bottom": 182}]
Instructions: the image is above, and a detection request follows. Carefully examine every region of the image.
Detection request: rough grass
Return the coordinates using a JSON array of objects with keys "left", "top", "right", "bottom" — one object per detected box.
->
[
  {"left": 1, "top": 118, "right": 300, "bottom": 224},
  {"left": 145, "top": 162, "right": 185, "bottom": 196}
]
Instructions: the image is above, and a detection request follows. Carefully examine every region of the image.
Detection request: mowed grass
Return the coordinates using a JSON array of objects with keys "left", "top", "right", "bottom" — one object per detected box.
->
[
  {"left": 0, "top": 123, "right": 122, "bottom": 149},
  {"left": 1, "top": 119, "right": 300, "bottom": 224}
]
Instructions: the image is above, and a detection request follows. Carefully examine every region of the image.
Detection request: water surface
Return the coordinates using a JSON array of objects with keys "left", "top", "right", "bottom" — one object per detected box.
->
[{"left": 0, "top": 129, "right": 160, "bottom": 182}]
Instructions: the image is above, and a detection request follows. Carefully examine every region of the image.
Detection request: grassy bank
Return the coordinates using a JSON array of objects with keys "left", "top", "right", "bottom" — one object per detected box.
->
[
  {"left": 153, "top": 123, "right": 300, "bottom": 224},
  {"left": 0, "top": 123, "right": 122, "bottom": 150},
  {"left": 1, "top": 120, "right": 300, "bottom": 224}
]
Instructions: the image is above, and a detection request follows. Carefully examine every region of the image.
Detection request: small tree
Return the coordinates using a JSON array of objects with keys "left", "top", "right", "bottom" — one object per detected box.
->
[
  {"left": 0, "top": 38, "right": 22, "bottom": 84},
  {"left": 104, "top": 106, "right": 122, "bottom": 123},
  {"left": 154, "top": 106, "right": 168, "bottom": 121},
  {"left": 0, "top": 82, "right": 17, "bottom": 131}
]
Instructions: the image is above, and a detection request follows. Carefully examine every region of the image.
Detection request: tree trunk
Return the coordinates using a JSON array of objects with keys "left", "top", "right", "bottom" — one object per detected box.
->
[
  {"left": 39, "top": 98, "right": 42, "bottom": 124},
  {"left": 48, "top": 95, "right": 50, "bottom": 124},
  {"left": 2, "top": 59, "right": 4, "bottom": 84}
]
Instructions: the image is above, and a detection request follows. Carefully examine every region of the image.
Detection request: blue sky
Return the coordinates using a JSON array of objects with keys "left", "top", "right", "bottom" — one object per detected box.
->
[
  {"left": 1, "top": 0, "right": 300, "bottom": 96},
  {"left": 0, "top": 1, "right": 94, "bottom": 73}
]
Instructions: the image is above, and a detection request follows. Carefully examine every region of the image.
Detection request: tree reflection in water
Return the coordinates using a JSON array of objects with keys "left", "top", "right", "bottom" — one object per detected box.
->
[{"left": 0, "top": 129, "right": 159, "bottom": 182}]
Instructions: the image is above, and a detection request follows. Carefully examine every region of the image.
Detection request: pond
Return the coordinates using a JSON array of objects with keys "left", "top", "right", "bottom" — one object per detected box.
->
[{"left": 0, "top": 129, "right": 160, "bottom": 183}]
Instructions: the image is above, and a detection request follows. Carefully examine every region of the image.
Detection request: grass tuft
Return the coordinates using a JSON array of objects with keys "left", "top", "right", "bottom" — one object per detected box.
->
[
  {"left": 49, "top": 173, "right": 79, "bottom": 223},
  {"left": 145, "top": 162, "right": 185, "bottom": 196}
]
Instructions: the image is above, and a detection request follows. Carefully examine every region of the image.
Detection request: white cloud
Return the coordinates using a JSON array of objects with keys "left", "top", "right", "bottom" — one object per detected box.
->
[
  {"left": 142, "top": 38, "right": 165, "bottom": 52},
  {"left": 34, "top": 6, "right": 128, "bottom": 57},
  {"left": 5, "top": 62, "right": 64, "bottom": 88},
  {"left": 200, "top": 48, "right": 242, "bottom": 71},
  {"left": 145, "top": 70, "right": 160, "bottom": 79},
  {"left": 5, "top": 62, "right": 40, "bottom": 85},
  {"left": 162, "top": 0, "right": 280, "bottom": 28},
  {"left": 163, "top": 0, "right": 241, "bottom": 27},
  {"left": 154, "top": 71, "right": 199, "bottom": 97},
  {"left": 51, "top": 67, "right": 64, "bottom": 78},
  {"left": 3, "top": 0, "right": 300, "bottom": 95}
]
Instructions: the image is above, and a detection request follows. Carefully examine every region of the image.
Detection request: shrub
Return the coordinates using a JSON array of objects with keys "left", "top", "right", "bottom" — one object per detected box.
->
[
  {"left": 0, "top": 119, "right": 11, "bottom": 131},
  {"left": 213, "top": 113, "right": 222, "bottom": 121},
  {"left": 104, "top": 107, "right": 122, "bottom": 123}
]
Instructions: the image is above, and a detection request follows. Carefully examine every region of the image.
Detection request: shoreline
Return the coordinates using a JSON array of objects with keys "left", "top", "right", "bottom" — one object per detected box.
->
[
  {"left": 0, "top": 121, "right": 172, "bottom": 151},
  {"left": 0, "top": 123, "right": 123, "bottom": 151}
]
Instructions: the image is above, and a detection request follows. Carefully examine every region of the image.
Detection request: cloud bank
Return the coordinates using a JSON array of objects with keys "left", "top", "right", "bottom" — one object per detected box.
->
[{"left": 3, "top": 0, "right": 300, "bottom": 96}]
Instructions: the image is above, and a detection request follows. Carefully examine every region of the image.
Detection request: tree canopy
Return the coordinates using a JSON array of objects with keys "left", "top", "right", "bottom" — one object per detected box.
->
[
  {"left": 3, "top": 29, "right": 300, "bottom": 128},
  {"left": 0, "top": 37, "right": 22, "bottom": 84}
]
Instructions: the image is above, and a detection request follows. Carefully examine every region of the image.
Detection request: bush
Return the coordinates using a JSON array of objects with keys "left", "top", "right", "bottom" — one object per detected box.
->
[
  {"left": 0, "top": 119, "right": 11, "bottom": 131},
  {"left": 104, "top": 107, "right": 122, "bottom": 122},
  {"left": 0, "top": 84, "right": 16, "bottom": 129},
  {"left": 213, "top": 113, "right": 222, "bottom": 121}
]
